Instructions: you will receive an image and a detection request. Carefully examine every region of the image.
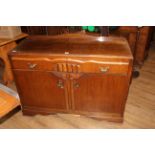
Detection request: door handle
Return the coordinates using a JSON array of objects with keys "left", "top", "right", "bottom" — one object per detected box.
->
[
  {"left": 57, "top": 80, "right": 64, "bottom": 89},
  {"left": 74, "top": 82, "right": 80, "bottom": 88}
]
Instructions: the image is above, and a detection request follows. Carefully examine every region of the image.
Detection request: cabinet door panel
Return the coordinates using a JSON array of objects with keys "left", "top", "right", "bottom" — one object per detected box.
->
[
  {"left": 71, "top": 74, "right": 129, "bottom": 114},
  {"left": 13, "top": 70, "right": 68, "bottom": 110}
]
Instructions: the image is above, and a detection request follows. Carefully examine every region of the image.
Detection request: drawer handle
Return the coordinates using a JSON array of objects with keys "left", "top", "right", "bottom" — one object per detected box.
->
[
  {"left": 57, "top": 80, "right": 64, "bottom": 89},
  {"left": 28, "top": 63, "right": 37, "bottom": 69},
  {"left": 100, "top": 67, "right": 109, "bottom": 73}
]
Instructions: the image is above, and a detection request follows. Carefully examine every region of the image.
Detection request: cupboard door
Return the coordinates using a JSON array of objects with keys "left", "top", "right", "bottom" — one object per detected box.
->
[
  {"left": 71, "top": 74, "right": 129, "bottom": 114},
  {"left": 13, "top": 70, "right": 68, "bottom": 111}
]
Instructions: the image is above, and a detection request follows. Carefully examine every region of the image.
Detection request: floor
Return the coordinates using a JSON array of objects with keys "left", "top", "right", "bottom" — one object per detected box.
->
[{"left": 0, "top": 47, "right": 155, "bottom": 129}]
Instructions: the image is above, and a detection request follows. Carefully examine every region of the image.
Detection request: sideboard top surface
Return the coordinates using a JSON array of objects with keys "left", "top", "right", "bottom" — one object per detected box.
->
[{"left": 9, "top": 33, "right": 133, "bottom": 59}]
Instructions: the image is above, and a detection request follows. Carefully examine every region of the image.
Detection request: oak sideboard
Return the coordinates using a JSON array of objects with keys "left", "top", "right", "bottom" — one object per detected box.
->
[{"left": 9, "top": 33, "right": 133, "bottom": 122}]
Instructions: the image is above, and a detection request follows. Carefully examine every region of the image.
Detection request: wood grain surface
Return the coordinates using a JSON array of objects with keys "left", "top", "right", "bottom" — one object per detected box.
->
[
  {"left": 8, "top": 34, "right": 132, "bottom": 121},
  {"left": 0, "top": 40, "right": 155, "bottom": 128}
]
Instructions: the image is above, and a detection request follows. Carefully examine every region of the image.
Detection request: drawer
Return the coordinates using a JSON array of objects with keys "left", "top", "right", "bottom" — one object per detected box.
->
[
  {"left": 67, "top": 59, "right": 130, "bottom": 74},
  {"left": 80, "top": 63, "right": 129, "bottom": 74},
  {"left": 10, "top": 56, "right": 67, "bottom": 71}
]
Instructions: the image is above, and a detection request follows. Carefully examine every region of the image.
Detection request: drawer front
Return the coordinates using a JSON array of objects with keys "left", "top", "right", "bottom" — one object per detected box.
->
[
  {"left": 67, "top": 58, "right": 130, "bottom": 74},
  {"left": 79, "top": 62, "right": 129, "bottom": 74},
  {"left": 10, "top": 56, "right": 67, "bottom": 71},
  {"left": 10, "top": 56, "right": 130, "bottom": 74}
]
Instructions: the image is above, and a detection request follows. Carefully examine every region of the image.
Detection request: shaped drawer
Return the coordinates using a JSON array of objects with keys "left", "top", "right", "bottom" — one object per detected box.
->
[
  {"left": 67, "top": 58, "right": 130, "bottom": 74},
  {"left": 10, "top": 56, "right": 67, "bottom": 71}
]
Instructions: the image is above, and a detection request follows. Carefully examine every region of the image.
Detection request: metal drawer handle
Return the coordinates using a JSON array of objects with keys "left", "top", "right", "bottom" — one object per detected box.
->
[
  {"left": 57, "top": 80, "right": 64, "bottom": 89},
  {"left": 100, "top": 66, "right": 109, "bottom": 73},
  {"left": 28, "top": 63, "right": 37, "bottom": 69}
]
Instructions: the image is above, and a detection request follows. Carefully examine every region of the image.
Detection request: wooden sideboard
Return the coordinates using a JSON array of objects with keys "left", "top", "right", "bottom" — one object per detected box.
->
[{"left": 9, "top": 33, "right": 133, "bottom": 122}]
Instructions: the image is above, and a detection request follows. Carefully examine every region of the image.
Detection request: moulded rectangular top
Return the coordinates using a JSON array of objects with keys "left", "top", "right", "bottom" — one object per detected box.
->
[{"left": 9, "top": 33, "right": 133, "bottom": 59}]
